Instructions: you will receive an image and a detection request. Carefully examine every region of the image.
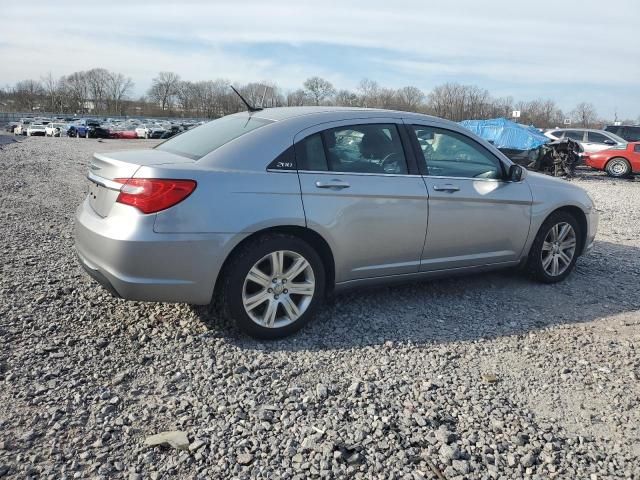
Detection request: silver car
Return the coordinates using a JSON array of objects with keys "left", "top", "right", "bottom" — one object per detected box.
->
[{"left": 75, "top": 107, "right": 598, "bottom": 338}]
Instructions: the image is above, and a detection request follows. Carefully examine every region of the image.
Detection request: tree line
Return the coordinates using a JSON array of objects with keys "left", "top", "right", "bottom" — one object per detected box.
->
[{"left": 1, "top": 69, "right": 634, "bottom": 128}]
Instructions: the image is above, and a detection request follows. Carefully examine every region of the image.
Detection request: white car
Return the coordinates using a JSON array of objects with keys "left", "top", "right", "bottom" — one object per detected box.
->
[
  {"left": 45, "top": 123, "right": 69, "bottom": 137},
  {"left": 544, "top": 128, "right": 627, "bottom": 154},
  {"left": 134, "top": 124, "right": 166, "bottom": 139},
  {"left": 26, "top": 123, "right": 47, "bottom": 136},
  {"left": 14, "top": 121, "right": 31, "bottom": 136}
]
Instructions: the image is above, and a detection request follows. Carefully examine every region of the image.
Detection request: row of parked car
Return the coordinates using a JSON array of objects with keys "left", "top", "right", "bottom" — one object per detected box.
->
[
  {"left": 543, "top": 126, "right": 640, "bottom": 178},
  {"left": 6, "top": 117, "right": 205, "bottom": 140}
]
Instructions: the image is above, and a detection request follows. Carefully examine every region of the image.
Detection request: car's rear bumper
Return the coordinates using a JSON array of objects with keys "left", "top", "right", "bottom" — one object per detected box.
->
[{"left": 74, "top": 198, "right": 244, "bottom": 304}]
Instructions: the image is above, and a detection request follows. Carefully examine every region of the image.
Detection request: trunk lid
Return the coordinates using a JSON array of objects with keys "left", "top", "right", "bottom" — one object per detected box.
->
[{"left": 87, "top": 149, "right": 194, "bottom": 217}]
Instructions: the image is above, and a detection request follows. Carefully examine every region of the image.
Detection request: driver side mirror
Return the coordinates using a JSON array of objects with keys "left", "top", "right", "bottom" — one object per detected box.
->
[
  {"left": 603, "top": 139, "right": 616, "bottom": 146},
  {"left": 508, "top": 164, "right": 524, "bottom": 182}
]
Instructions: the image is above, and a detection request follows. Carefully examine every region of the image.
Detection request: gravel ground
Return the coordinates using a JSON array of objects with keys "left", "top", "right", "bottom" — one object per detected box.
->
[{"left": 0, "top": 135, "right": 639, "bottom": 479}]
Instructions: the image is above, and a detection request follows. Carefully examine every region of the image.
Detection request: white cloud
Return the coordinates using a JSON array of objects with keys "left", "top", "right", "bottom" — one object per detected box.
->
[{"left": 0, "top": 0, "right": 638, "bottom": 117}]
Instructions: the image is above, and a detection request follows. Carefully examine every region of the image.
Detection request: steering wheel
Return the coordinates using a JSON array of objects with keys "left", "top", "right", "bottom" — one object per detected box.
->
[{"left": 381, "top": 152, "right": 401, "bottom": 173}]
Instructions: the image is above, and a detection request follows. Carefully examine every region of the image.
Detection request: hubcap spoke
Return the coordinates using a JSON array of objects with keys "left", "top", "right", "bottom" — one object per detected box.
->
[
  {"left": 560, "top": 239, "right": 576, "bottom": 250},
  {"left": 542, "top": 253, "right": 554, "bottom": 270},
  {"left": 244, "top": 290, "right": 270, "bottom": 311},
  {"left": 551, "top": 256, "right": 560, "bottom": 275},
  {"left": 281, "top": 295, "right": 300, "bottom": 320},
  {"left": 263, "top": 299, "right": 278, "bottom": 327},
  {"left": 542, "top": 241, "right": 553, "bottom": 251},
  {"left": 558, "top": 224, "right": 571, "bottom": 242},
  {"left": 287, "top": 282, "right": 314, "bottom": 296},
  {"left": 284, "top": 257, "right": 309, "bottom": 281},
  {"left": 270, "top": 251, "right": 284, "bottom": 277},
  {"left": 558, "top": 250, "right": 572, "bottom": 266},
  {"left": 246, "top": 266, "right": 271, "bottom": 287}
]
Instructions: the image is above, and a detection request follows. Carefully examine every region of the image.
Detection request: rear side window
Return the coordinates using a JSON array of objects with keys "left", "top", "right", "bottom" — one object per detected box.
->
[
  {"left": 634, "top": 144, "right": 640, "bottom": 153},
  {"left": 296, "top": 124, "right": 409, "bottom": 175},
  {"left": 156, "top": 115, "right": 272, "bottom": 159},
  {"left": 296, "top": 133, "right": 328, "bottom": 171},
  {"left": 565, "top": 130, "right": 585, "bottom": 141}
]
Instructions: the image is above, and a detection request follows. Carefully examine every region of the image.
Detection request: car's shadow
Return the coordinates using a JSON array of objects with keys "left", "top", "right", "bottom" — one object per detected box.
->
[{"left": 195, "top": 240, "right": 640, "bottom": 351}]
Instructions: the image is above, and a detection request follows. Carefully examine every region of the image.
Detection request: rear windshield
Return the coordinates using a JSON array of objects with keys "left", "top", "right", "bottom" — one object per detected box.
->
[{"left": 156, "top": 115, "right": 273, "bottom": 160}]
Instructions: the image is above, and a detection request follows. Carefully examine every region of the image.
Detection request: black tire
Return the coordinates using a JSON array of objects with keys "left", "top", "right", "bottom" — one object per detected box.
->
[
  {"left": 526, "top": 211, "right": 581, "bottom": 283},
  {"left": 605, "top": 157, "right": 631, "bottom": 178},
  {"left": 220, "top": 233, "right": 325, "bottom": 339}
]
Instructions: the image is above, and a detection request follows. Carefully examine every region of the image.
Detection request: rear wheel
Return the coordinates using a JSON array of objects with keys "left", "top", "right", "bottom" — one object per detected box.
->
[
  {"left": 220, "top": 234, "right": 325, "bottom": 339},
  {"left": 526, "top": 211, "right": 580, "bottom": 283},
  {"left": 605, "top": 157, "right": 631, "bottom": 178}
]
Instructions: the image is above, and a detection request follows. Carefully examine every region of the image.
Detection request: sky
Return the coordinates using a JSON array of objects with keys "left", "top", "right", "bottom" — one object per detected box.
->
[{"left": 1, "top": 0, "right": 638, "bottom": 119}]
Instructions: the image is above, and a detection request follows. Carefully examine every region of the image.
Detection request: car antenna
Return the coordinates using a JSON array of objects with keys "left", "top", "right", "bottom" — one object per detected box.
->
[{"left": 229, "top": 85, "right": 263, "bottom": 113}]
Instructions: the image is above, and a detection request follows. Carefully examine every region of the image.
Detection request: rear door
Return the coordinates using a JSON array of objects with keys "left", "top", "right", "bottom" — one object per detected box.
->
[
  {"left": 407, "top": 123, "right": 532, "bottom": 271},
  {"left": 294, "top": 119, "right": 429, "bottom": 282}
]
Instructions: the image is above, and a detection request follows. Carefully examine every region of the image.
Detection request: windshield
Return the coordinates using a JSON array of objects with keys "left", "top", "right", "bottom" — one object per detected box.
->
[{"left": 156, "top": 115, "right": 273, "bottom": 160}]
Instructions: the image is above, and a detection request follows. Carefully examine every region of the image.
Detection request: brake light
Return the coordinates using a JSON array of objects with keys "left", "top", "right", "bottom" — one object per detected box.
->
[{"left": 114, "top": 178, "right": 196, "bottom": 214}]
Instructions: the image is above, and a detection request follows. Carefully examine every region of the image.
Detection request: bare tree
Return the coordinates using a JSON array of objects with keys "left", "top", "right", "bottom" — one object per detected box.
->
[
  {"left": 356, "top": 78, "right": 380, "bottom": 107},
  {"left": 13, "top": 79, "right": 44, "bottom": 111},
  {"left": 107, "top": 72, "right": 134, "bottom": 115},
  {"left": 334, "top": 89, "right": 358, "bottom": 107},
  {"left": 148, "top": 72, "right": 181, "bottom": 112},
  {"left": 41, "top": 73, "right": 64, "bottom": 112},
  {"left": 571, "top": 102, "right": 598, "bottom": 128},
  {"left": 303, "top": 77, "right": 335, "bottom": 106},
  {"left": 394, "top": 86, "right": 425, "bottom": 111},
  {"left": 286, "top": 89, "right": 307, "bottom": 106}
]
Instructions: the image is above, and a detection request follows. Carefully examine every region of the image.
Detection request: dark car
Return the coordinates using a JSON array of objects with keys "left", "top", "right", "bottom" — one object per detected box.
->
[
  {"left": 89, "top": 124, "right": 113, "bottom": 139},
  {"left": 5, "top": 122, "right": 19, "bottom": 133},
  {"left": 604, "top": 125, "right": 640, "bottom": 142}
]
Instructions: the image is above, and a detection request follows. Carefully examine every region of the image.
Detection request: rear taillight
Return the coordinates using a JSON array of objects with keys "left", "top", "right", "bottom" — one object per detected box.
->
[{"left": 114, "top": 178, "right": 196, "bottom": 214}]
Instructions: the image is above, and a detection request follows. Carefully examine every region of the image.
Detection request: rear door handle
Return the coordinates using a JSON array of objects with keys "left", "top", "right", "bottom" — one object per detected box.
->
[
  {"left": 433, "top": 184, "right": 460, "bottom": 192},
  {"left": 315, "top": 179, "right": 350, "bottom": 189}
]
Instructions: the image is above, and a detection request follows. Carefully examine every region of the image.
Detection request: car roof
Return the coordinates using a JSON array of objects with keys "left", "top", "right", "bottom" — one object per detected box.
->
[
  {"left": 247, "top": 106, "right": 445, "bottom": 124},
  {"left": 551, "top": 128, "right": 610, "bottom": 133}
]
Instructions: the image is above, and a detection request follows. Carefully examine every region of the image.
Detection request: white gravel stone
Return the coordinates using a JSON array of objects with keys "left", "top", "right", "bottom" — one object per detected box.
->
[{"left": 0, "top": 136, "right": 639, "bottom": 478}]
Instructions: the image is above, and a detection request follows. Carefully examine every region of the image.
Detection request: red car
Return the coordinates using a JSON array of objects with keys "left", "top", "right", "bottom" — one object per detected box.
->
[
  {"left": 111, "top": 129, "right": 138, "bottom": 139},
  {"left": 584, "top": 142, "right": 640, "bottom": 178}
]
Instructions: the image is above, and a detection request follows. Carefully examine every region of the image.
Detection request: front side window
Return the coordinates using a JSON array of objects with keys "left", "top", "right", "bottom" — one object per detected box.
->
[
  {"left": 587, "top": 132, "right": 610, "bottom": 144},
  {"left": 412, "top": 126, "right": 503, "bottom": 179}
]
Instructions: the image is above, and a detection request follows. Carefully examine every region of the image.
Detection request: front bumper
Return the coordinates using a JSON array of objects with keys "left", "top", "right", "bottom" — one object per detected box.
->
[
  {"left": 74, "top": 198, "right": 243, "bottom": 304},
  {"left": 584, "top": 208, "right": 599, "bottom": 254}
]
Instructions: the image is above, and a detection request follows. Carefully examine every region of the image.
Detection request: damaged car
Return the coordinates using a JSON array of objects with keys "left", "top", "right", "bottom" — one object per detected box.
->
[{"left": 460, "top": 118, "right": 582, "bottom": 177}]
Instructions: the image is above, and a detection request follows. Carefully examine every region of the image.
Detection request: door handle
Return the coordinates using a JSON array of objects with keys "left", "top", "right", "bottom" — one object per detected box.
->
[
  {"left": 315, "top": 179, "right": 350, "bottom": 189},
  {"left": 433, "top": 184, "right": 460, "bottom": 192}
]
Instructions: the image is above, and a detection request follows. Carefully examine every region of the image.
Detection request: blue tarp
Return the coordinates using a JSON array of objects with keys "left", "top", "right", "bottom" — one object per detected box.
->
[{"left": 459, "top": 118, "right": 550, "bottom": 151}]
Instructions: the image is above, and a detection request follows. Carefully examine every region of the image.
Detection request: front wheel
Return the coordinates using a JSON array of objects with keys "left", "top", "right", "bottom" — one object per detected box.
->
[
  {"left": 605, "top": 157, "right": 631, "bottom": 178},
  {"left": 526, "top": 211, "right": 580, "bottom": 283},
  {"left": 220, "top": 234, "right": 325, "bottom": 339}
]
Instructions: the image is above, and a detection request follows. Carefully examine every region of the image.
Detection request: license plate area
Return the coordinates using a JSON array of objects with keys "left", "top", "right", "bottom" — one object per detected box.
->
[{"left": 88, "top": 181, "right": 117, "bottom": 217}]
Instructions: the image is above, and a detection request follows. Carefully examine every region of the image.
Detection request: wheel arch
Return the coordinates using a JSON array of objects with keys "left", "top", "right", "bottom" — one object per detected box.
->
[
  {"left": 213, "top": 225, "right": 336, "bottom": 302},
  {"left": 544, "top": 205, "right": 588, "bottom": 256}
]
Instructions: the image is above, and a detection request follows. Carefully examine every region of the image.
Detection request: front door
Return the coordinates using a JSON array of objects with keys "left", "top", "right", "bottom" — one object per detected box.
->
[
  {"left": 295, "top": 120, "right": 429, "bottom": 283},
  {"left": 409, "top": 124, "right": 532, "bottom": 271}
]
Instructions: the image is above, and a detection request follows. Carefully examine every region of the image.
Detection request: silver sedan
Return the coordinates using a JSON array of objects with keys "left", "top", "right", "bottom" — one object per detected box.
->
[{"left": 75, "top": 107, "right": 598, "bottom": 338}]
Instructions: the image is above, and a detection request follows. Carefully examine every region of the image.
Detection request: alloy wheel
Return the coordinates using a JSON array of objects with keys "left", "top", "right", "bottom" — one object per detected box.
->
[
  {"left": 609, "top": 159, "right": 627, "bottom": 176},
  {"left": 242, "top": 250, "right": 315, "bottom": 328},
  {"left": 540, "top": 222, "right": 577, "bottom": 276}
]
